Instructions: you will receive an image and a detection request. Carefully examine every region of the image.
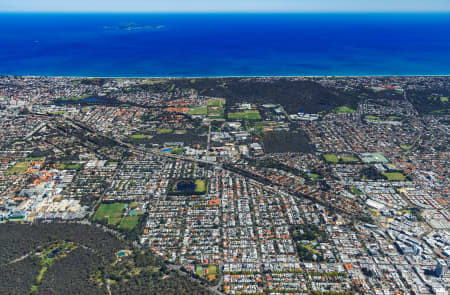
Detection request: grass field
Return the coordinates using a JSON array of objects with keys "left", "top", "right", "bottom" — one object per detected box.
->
[
  {"left": 94, "top": 203, "right": 126, "bottom": 223},
  {"left": 188, "top": 106, "right": 208, "bottom": 115},
  {"left": 140, "top": 79, "right": 165, "bottom": 85},
  {"left": 119, "top": 216, "right": 140, "bottom": 231},
  {"left": 157, "top": 128, "right": 173, "bottom": 134},
  {"left": 94, "top": 203, "right": 141, "bottom": 231},
  {"left": 196, "top": 266, "right": 204, "bottom": 277},
  {"left": 26, "top": 157, "right": 43, "bottom": 161},
  {"left": 207, "top": 98, "right": 225, "bottom": 106},
  {"left": 171, "top": 148, "right": 184, "bottom": 154},
  {"left": 441, "top": 96, "right": 449, "bottom": 102},
  {"left": 323, "top": 154, "right": 339, "bottom": 163},
  {"left": 350, "top": 187, "right": 363, "bottom": 195},
  {"left": 194, "top": 179, "right": 207, "bottom": 193},
  {"left": 382, "top": 172, "right": 406, "bottom": 181},
  {"left": 108, "top": 217, "right": 122, "bottom": 226},
  {"left": 335, "top": 106, "right": 356, "bottom": 113},
  {"left": 365, "top": 115, "right": 380, "bottom": 120},
  {"left": 228, "top": 110, "right": 262, "bottom": 120},
  {"left": 130, "top": 134, "right": 150, "bottom": 139},
  {"left": 323, "top": 154, "right": 359, "bottom": 163},
  {"left": 56, "top": 163, "right": 67, "bottom": 170},
  {"left": 67, "top": 164, "right": 82, "bottom": 170},
  {"left": 251, "top": 121, "right": 277, "bottom": 132},
  {"left": 6, "top": 162, "right": 29, "bottom": 175},
  {"left": 400, "top": 144, "right": 411, "bottom": 151},
  {"left": 207, "top": 265, "right": 217, "bottom": 275},
  {"left": 340, "top": 156, "right": 360, "bottom": 163},
  {"left": 388, "top": 116, "right": 402, "bottom": 120},
  {"left": 309, "top": 173, "right": 320, "bottom": 180},
  {"left": 56, "top": 163, "right": 82, "bottom": 170}
]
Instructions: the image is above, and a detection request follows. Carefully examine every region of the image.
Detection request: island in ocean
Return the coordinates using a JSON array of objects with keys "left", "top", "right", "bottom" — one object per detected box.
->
[{"left": 104, "top": 23, "right": 165, "bottom": 31}]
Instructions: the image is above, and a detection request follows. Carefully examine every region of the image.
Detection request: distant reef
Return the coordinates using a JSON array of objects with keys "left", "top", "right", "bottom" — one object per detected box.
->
[{"left": 104, "top": 23, "right": 164, "bottom": 31}]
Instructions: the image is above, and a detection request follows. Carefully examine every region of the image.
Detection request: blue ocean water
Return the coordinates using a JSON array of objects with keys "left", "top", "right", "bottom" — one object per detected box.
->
[{"left": 0, "top": 13, "right": 449, "bottom": 77}]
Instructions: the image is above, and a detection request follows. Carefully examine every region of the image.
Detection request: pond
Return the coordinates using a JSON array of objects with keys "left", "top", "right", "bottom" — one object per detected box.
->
[
  {"left": 57, "top": 97, "right": 109, "bottom": 104},
  {"left": 176, "top": 180, "right": 196, "bottom": 192}
]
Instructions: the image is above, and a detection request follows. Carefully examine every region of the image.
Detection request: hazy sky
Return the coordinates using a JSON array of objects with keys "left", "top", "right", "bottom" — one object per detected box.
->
[{"left": 1, "top": 0, "right": 450, "bottom": 12}]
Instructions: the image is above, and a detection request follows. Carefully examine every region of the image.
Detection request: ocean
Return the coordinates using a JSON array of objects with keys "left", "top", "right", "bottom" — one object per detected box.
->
[{"left": 0, "top": 13, "right": 449, "bottom": 77}]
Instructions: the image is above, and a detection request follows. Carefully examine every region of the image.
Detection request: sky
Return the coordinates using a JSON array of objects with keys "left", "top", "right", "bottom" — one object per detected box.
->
[{"left": 1, "top": 0, "right": 450, "bottom": 13}]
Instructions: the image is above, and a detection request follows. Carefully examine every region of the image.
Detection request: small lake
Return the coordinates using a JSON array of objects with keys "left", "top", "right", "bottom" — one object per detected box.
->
[
  {"left": 57, "top": 97, "right": 109, "bottom": 104},
  {"left": 176, "top": 180, "right": 196, "bottom": 192}
]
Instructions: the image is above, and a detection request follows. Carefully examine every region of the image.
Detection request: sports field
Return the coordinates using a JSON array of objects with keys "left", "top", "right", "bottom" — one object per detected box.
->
[
  {"left": 194, "top": 179, "right": 207, "bottom": 193},
  {"left": 157, "top": 128, "right": 173, "bottom": 134},
  {"left": 382, "top": 172, "right": 406, "bottom": 181},
  {"left": 130, "top": 134, "right": 150, "bottom": 139},
  {"left": 188, "top": 106, "right": 208, "bottom": 115},
  {"left": 94, "top": 203, "right": 142, "bottom": 231},
  {"left": 335, "top": 106, "right": 356, "bottom": 113},
  {"left": 94, "top": 203, "right": 126, "bottom": 223},
  {"left": 228, "top": 110, "right": 262, "bottom": 120},
  {"left": 323, "top": 154, "right": 339, "bottom": 163}
]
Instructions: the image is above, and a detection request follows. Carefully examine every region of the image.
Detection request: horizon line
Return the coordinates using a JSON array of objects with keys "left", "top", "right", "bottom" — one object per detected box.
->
[
  {"left": 2, "top": 74, "right": 450, "bottom": 79},
  {"left": 1, "top": 11, "right": 450, "bottom": 14}
]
